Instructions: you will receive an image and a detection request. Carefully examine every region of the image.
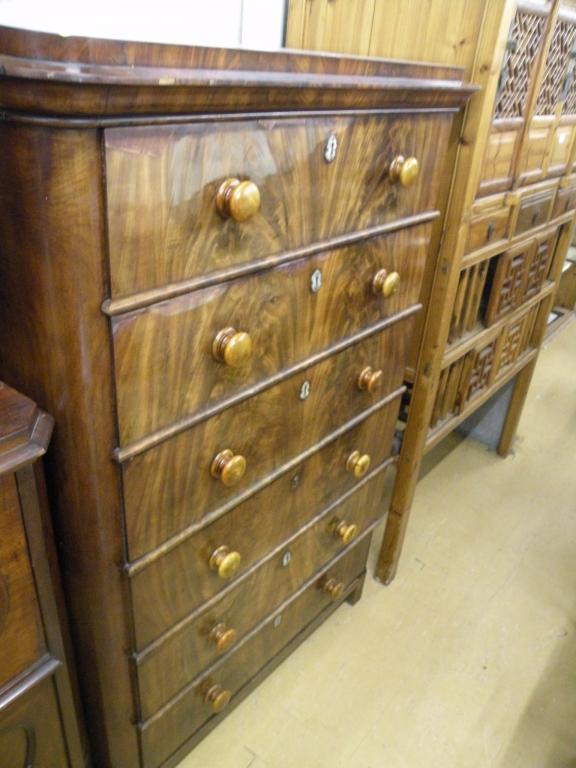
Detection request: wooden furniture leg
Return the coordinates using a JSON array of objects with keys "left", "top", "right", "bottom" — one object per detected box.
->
[{"left": 497, "top": 358, "right": 537, "bottom": 457}]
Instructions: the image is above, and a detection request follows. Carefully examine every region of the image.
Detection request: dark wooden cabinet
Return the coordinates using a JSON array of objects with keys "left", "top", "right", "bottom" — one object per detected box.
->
[
  {"left": 0, "top": 382, "right": 86, "bottom": 767},
  {"left": 0, "top": 27, "right": 472, "bottom": 767}
]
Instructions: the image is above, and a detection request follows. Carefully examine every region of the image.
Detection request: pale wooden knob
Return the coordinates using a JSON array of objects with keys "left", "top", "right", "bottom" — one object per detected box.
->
[
  {"left": 346, "top": 450, "right": 371, "bottom": 478},
  {"left": 216, "top": 178, "right": 261, "bottom": 221},
  {"left": 205, "top": 683, "right": 232, "bottom": 713},
  {"left": 212, "top": 327, "right": 253, "bottom": 367},
  {"left": 211, "top": 449, "right": 247, "bottom": 487},
  {"left": 322, "top": 578, "right": 344, "bottom": 601},
  {"left": 332, "top": 519, "right": 359, "bottom": 545},
  {"left": 389, "top": 155, "right": 419, "bottom": 187},
  {"left": 210, "top": 623, "right": 238, "bottom": 654},
  {"left": 208, "top": 545, "right": 242, "bottom": 580},
  {"left": 372, "top": 269, "right": 400, "bottom": 298},
  {"left": 358, "top": 366, "right": 384, "bottom": 393}
]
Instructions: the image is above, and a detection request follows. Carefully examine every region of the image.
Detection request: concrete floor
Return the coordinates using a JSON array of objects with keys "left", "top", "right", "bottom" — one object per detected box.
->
[{"left": 178, "top": 320, "right": 576, "bottom": 768}]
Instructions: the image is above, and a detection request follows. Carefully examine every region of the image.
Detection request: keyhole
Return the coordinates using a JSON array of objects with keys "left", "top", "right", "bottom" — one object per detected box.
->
[{"left": 324, "top": 134, "right": 338, "bottom": 163}]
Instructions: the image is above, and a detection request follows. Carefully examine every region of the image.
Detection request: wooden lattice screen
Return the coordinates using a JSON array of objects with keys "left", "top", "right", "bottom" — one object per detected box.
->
[{"left": 495, "top": 9, "right": 546, "bottom": 119}]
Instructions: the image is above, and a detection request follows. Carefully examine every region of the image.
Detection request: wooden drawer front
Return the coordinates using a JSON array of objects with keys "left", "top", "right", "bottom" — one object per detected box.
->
[
  {"left": 515, "top": 190, "right": 554, "bottom": 235},
  {"left": 113, "top": 223, "right": 430, "bottom": 446},
  {"left": 0, "top": 474, "right": 45, "bottom": 689},
  {"left": 478, "top": 126, "right": 519, "bottom": 196},
  {"left": 464, "top": 206, "right": 510, "bottom": 255},
  {"left": 552, "top": 184, "right": 576, "bottom": 218},
  {"left": 128, "top": 375, "right": 400, "bottom": 560},
  {"left": 104, "top": 113, "right": 451, "bottom": 298},
  {"left": 0, "top": 675, "right": 69, "bottom": 768},
  {"left": 122, "top": 317, "right": 412, "bottom": 561},
  {"left": 131, "top": 402, "right": 397, "bottom": 648},
  {"left": 139, "top": 536, "right": 371, "bottom": 767},
  {"left": 136, "top": 534, "right": 371, "bottom": 723},
  {"left": 484, "top": 242, "right": 535, "bottom": 326},
  {"left": 516, "top": 118, "right": 553, "bottom": 186},
  {"left": 131, "top": 462, "right": 388, "bottom": 650}
]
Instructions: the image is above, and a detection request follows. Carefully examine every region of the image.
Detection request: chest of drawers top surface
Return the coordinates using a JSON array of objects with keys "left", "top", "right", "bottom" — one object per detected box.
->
[{"left": 0, "top": 26, "right": 472, "bottom": 768}]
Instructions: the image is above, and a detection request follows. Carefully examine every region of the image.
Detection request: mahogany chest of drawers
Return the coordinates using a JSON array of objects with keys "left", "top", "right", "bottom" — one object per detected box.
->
[
  {"left": 0, "top": 27, "right": 472, "bottom": 767},
  {"left": 0, "top": 382, "right": 85, "bottom": 766}
]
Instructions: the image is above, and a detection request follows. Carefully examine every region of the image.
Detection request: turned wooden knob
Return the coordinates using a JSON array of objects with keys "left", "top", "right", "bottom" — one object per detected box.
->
[
  {"left": 212, "top": 327, "right": 253, "bottom": 368},
  {"left": 209, "top": 545, "right": 242, "bottom": 580},
  {"left": 346, "top": 450, "right": 371, "bottom": 478},
  {"left": 210, "top": 623, "right": 238, "bottom": 654},
  {"left": 205, "top": 683, "right": 232, "bottom": 713},
  {"left": 372, "top": 269, "right": 400, "bottom": 298},
  {"left": 211, "top": 449, "right": 247, "bottom": 487},
  {"left": 358, "top": 366, "right": 384, "bottom": 393},
  {"left": 322, "top": 578, "right": 344, "bottom": 601},
  {"left": 332, "top": 519, "right": 359, "bottom": 545},
  {"left": 389, "top": 155, "right": 419, "bottom": 187},
  {"left": 216, "top": 178, "right": 261, "bottom": 221}
]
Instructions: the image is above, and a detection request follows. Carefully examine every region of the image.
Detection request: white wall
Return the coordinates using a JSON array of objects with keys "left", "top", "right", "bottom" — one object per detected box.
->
[{"left": 0, "top": 0, "right": 287, "bottom": 50}]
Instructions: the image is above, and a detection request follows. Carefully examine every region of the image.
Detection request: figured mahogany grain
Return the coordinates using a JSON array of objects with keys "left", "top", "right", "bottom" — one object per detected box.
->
[
  {"left": 0, "top": 472, "right": 46, "bottom": 689},
  {"left": 136, "top": 535, "right": 371, "bottom": 726},
  {"left": 129, "top": 403, "right": 397, "bottom": 651},
  {"left": 104, "top": 115, "right": 448, "bottom": 297},
  {"left": 122, "top": 318, "right": 412, "bottom": 560},
  {"left": 132, "top": 465, "right": 386, "bottom": 650},
  {"left": 0, "top": 676, "right": 69, "bottom": 767},
  {"left": 113, "top": 223, "right": 431, "bottom": 444}
]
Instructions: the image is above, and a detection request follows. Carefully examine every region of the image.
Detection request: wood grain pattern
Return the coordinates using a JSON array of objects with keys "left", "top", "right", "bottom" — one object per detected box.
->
[
  {"left": 0, "top": 25, "right": 471, "bottom": 767},
  {"left": 515, "top": 186, "right": 555, "bottom": 233},
  {"left": 0, "top": 122, "right": 139, "bottom": 766},
  {"left": 139, "top": 537, "right": 371, "bottom": 768},
  {"left": 135, "top": 534, "right": 372, "bottom": 720},
  {"left": 0, "top": 472, "right": 45, "bottom": 689},
  {"left": 112, "top": 223, "right": 431, "bottom": 445},
  {"left": 129, "top": 416, "right": 396, "bottom": 649},
  {"left": 0, "top": 676, "right": 69, "bottom": 768},
  {"left": 104, "top": 115, "right": 449, "bottom": 298},
  {"left": 122, "top": 319, "right": 412, "bottom": 561}
]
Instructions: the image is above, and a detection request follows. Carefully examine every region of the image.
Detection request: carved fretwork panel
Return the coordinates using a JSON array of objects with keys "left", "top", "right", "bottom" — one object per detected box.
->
[
  {"left": 468, "top": 342, "right": 496, "bottom": 399},
  {"left": 525, "top": 240, "right": 553, "bottom": 296},
  {"left": 499, "top": 320, "right": 524, "bottom": 371},
  {"left": 485, "top": 250, "right": 529, "bottom": 325},
  {"left": 536, "top": 18, "right": 576, "bottom": 115},
  {"left": 495, "top": 9, "right": 546, "bottom": 119}
]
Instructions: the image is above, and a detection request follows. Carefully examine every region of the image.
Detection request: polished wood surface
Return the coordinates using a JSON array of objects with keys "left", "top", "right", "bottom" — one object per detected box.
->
[
  {"left": 0, "top": 677, "right": 70, "bottom": 767},
  {"left": 0, "top": 472, "right": 45, "bottom": 688},
  {"left": 121, "top": 322, "right": 411, "bottom": 561},
  {"left": 136, "top": 533, "right": 372, "bottom": 721},
  {"left": 0, "top": 383, "right": 86, "bottom": 766},
  {"left": 374, "top": 0, "right": 576, "bottom": 584},
  {"left": 104, "top": 116, "right": 447, "bottom": 298},
  {"left": 0, "top": 25, "right": 470, "bottom": 767},
  {"left": 112, "top": 223, "right": 430, "bottom": 445},
  {"left": 139, "top": 536, "right": 372, "bottom": 768},
  {"left": 130, "top": 423, "right": 395, "bottom": 649}
]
